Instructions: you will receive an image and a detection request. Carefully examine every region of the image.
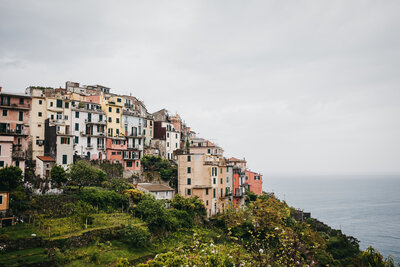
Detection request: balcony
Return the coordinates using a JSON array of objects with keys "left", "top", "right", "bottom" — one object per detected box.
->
[
  {"left": 0, "top": 103, "right": 31, "bottom": 110},
  {"left": 12, "top": 149, "right": 25, "bottom": 159},
  {"left": 86, "top": 144, "right": 93, "bottom": 149},
  {"left": 85, "top": 119, "right": 107, "bottom": 125},
  {"left": 0, "top": 129, "right": 28, "bottom": 136},
  {"left": 97, "top": 144, "right": 105, "bottom": 150},
  {"left": 50, "top": 119, "right": 65, "bottom": 125},
  {"left": 127, "top": 144, "right": 140, "bottom": 150}
]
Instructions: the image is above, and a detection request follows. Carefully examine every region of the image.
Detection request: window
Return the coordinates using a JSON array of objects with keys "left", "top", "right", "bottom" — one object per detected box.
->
[
  {"left": 226, "top": 177, "right": 229, "bottom": 183},
  {"left": 112, "top": 152, "right": 116, "bottom": 155},
  {"left": 0, "top": 145, "right": 1, "bottom": 155},
  {"left": 60, "top": 137, "right": 70, "bottom": 144},
  {"left": 220, "top": 178, "right": 223, "bottom": 184},
  {"left": 167, "top": 142, "right": 169, "bottom": 147},
  {"left": 116, "top": 118, "right": 119, "bottom": 123},
  {"left": 213, "top": 189, "right": 216, "bottom": 198},
  {"left": 176, "top": 134, "right": 178, "bottom": 138},
  {"left": 187, "top": 155, "right": 191, "bottom": 162},
  {"left": 20, "top": 98, "right": 24, "bottom": 104},
  {"left": 75, "top": 136, "right": 79, "bottom": 144},
  {"left": 116, "top": 108, "right": 120, "bottom": 113},
  {"left": 50, "top": 101, "right": 53, "bottom": 107},
  {"left": 175, "top": 143, "right": 178, "bottom": 148},
  {"left": 207, "top": 149, "right": 211, "bottom": 154},
  {"left": 206, "top": 188, "right": 209, "bottom": 195},
  {"left": 108, "top": 117, "right": 112, "bottom": 122},
  {"left": 75, "top": 111, "right": 79, "bottom": 118},
  {"left": 167, "top": 133, "right": 169, "bottom": 138},
  {"left": 57, "top": 99, "right": 62, "bottom": 108},
  {"left": 187, "top": 178, "right": 191, "bottom": 185},
  {"left": 51, "top": 114, "right": 54, "bottom": 120},
  {"left": 109, "top": 107, "right": 112, "bottom": 112},
  {"left": 56, "top": 112, "right": 62, "bottom": 120},
  {"left": 126, "top": 161, "right": 133, "bottom": 167},
  {"left": 246, "top": 176, "right": 249, "bottom": 180},
  {"left": 75, "top": 123, "right": 79, "bottom": 131},
  {"left": 150, "top": 121, "right": 152, "bottom": 126},
  {"left": 136, "top": 161, "right": 139, "bottom": 167},
  {"left": 213, "top": 178, "right": 216, "bottom": 184},
  {"left": 62, "top": 155, "right": 67, "bottom": 165},
  {"left": 117, "top": 151, "right": 122, "bottom": 155},
  {"left": 19, "top": 111, "right": 23, "bottom": 121},
  {"left": 187, "top": 167, "right": 191, "bottom": 173},
  {"left": 117, "top": 98, "right": 121, "bottom": 102},
  {"left": 65, "top": 102, "right": 69, "bottom": 108},
  {"left": 2, "top": 110, "right": 7, "bottom": 116},
  {"left": 187, "top": 189, "right": 191, "bottom": 195},
  {"left": 206, "top": 200, "right": 209, "bottom": 206},
  {"left": 39, "top": 100, "right": 42, "bottom": 105},
  {"left": 0, "top": 161, "right": 4, "bottom": 167},
  {"left": 99, "top": 114, "right": 103, "bottom": 121},
  {"left": 0, "top": 195, "right": 2, "bottom": 205},
  {"left": 15, "top": 160, "right": 19, "bottom": 167},
  {"left": 64, "top": 115, "right": 68, "bottom": 120},
  {"left": 221, "top": 188, "right": 223, "bottom": 197},
  {"left": 116, "top": 129, "right": 119, "bottom": 136},
  {"left": 38, "top": 112, "right": 42, "bottom": 117}
]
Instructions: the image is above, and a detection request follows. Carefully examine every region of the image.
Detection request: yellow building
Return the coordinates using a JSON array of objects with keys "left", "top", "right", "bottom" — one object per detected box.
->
[
  {"left": 178, "top": 153, "right": 229, "bottom": 217},
  {"left": 101, "top": 94, "right": 124, "bottom": 137}
]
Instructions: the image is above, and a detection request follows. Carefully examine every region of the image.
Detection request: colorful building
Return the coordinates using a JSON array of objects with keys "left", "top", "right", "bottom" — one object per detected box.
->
[
  {"left": 178, "top": 153, "right": 230, "bottom": 217},
  {"left": 0, "top": 89, "right": 32, "bottom": 171},
  {"left": 244, "top": 170, "right": 263, "bottom": 196}
]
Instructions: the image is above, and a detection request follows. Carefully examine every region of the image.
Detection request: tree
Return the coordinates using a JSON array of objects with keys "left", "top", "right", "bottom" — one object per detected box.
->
[
  {"left": 0, "top": 165, "right": 23, "bottom": 191},
  {"left": 50, "top": 165, "right": 67, "bottom": 188},
  {"left": 68, "top": 161, "right": 107, "bottom": 190},
  {"left": 134, "top": 194, "right": 175, "bottom": 233},
  {"left": 170, "top": 195, "right": 207, "bottom": 219}
]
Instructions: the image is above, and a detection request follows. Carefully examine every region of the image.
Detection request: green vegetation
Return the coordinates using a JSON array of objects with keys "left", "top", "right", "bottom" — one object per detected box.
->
[
  {"left": 141, "top": 155, "right": 177, "bottom": 182},
  {"left": 1, "top": 161, "right": 398, "bottom": 266},
  {"left": 0, "top": 165, "right": 23, "bottom": 191}
]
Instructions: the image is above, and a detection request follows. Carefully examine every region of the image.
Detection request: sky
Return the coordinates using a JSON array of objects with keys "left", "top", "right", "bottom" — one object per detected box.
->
[{"left": 1, "top": 1, "right": 399, "bottom": 175}]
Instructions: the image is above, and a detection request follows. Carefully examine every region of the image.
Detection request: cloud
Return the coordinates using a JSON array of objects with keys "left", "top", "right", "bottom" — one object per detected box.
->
[{"left": 0, "top": 0, "right": 399, "bottom": 174}]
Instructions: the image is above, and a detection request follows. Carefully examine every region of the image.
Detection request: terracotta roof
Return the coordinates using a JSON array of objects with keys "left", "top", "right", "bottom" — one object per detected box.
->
[
  {"left": 137, "top": 183, "right": 174, "bottom": 192},
  {"left": 36, "top": 156, "right": 55, "bottom": 162}
]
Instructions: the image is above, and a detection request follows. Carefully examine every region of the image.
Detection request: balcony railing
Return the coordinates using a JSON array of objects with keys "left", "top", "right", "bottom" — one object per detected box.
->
[
  {"left": 12, "top": 149, "right": 25, "bottom": 159},
  {"left": 86, "top": 144, "right": 93, "bottom": 149},
  {"left": 97, "top": 144, "right": 105, "bottom": 149}
]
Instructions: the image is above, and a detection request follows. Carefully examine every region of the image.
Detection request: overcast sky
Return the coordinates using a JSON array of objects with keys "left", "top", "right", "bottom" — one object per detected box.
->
[{"left": 1, "top": 1, "right": 399, "bottom": 175}]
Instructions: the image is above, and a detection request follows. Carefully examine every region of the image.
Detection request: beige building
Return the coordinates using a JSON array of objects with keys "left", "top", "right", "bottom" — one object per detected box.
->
[
  {"left": 178, "top": 153, "right": 230, "bottom": 217},
  {"left": 35, "top": 156, "right": 56, "bottom": 179},
  {"left": 189, "top": 138, "right": 224, "bottom": 156}
]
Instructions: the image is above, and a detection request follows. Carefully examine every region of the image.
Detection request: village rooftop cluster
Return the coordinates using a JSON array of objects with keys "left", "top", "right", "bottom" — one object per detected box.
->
[{"left": 0, "top": 82, "right": 262, "bottom": 217}]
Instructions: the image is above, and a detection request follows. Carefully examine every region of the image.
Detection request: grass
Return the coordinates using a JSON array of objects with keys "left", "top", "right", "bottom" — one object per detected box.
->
[
  {"left": 1, "top": 212, "right": 140, "bottom": 241},
  {"left": 0, "top": 247, "right": 48, "bottom": 266}
]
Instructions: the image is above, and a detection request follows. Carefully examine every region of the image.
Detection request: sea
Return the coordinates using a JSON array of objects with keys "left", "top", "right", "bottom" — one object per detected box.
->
[{"left": 263, "top": 174, "right": 400, "bottom": 263}]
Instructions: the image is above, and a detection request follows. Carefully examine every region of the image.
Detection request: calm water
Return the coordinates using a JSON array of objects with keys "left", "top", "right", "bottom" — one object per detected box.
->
[{"left": 263, "top": 175, "right": 400, "bottom": 262}]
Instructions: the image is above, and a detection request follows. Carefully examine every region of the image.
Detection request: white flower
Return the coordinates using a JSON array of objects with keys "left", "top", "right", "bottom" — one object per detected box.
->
[
  {"left": 259, "top": 248, "right": 264, "bottom": 253},
  {"left": 274, "top": 227, "right": 279, "bottom": 230}
]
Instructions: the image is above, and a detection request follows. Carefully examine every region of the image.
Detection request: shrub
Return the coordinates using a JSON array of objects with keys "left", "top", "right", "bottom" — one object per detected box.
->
[
  {"left": 119, "top": 225, "right": 151, "bottom": 248},
  {"left": 79, "top": 187, "right": 129, "bottom": 211}
]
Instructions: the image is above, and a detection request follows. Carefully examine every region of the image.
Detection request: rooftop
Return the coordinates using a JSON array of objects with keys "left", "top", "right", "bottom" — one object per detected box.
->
[
  {"left": 137, "top": 183, "right": 174, "bottom": 192},
  {"left": 36, "top": 156, "right": 56, "bottom": 162}
]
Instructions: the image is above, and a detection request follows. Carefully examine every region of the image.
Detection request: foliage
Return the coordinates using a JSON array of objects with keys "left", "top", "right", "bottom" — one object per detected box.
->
[
  {"left": 98, "top": 162, "right": 124, "bottom": 179},
  {"left": 245, "top": 189, "right": 258, "bottom": 205},
  {"left": 170, "top": 194, "right": 206, "bottom": 221},
  {"left": 0, "top": 165, "right": 23, "bottom": 191},
  {"left": 9, "top": 185, "right": 30, "bottom": 215},
  {"left": 134, "top": 194, "right": 175, "bottom": 233},
  {"left": 50, "top": 164, "right": 67, "bottom": 188},
  {"left": 78, "top": 187, "right": 129, "bottom": 212},
  {"left": 124, "top": 189, "right": 144, "bottom": 204},
  {"left": 358, "top": 246, "right": 399, "bottom": 267},
  {"left": 102, "top": 178, "right": 135, "bottom": 193},
  {"left": 68, "top": 161, "right": 107, "bottom": 190},
  {"left": 141, "top": 155, "right": 177, "bottom": 181},
  {"left": 119, "top": 225, "right": 151, "bottom": 248}
]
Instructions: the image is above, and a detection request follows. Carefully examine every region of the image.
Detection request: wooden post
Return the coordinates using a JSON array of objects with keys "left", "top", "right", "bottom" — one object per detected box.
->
[{"left": 48, "top": 226, "right": 51, "bottom": 238}]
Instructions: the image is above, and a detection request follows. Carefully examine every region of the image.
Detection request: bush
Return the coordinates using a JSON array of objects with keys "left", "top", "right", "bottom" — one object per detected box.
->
[
  {"left": 119, "top": 225, "right": 151, "bottom": 248},
  {"left": 79, "top": 187, "right": 129, "bottom": 211}
]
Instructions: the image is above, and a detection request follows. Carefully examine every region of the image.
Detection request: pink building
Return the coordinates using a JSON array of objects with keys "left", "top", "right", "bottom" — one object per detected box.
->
[
  {"left": 106, "top": 137, "right": 126, "bottom": 163},
  {"left": 0, "top": 136, "right": 13, "bottom": 168},
  {"left": 0, "top": 88, "right": 31, "bottom": 171}
]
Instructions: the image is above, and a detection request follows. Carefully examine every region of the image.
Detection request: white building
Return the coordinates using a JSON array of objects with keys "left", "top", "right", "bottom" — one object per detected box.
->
[
  {"left": 71, "top": 101, "right": 106, "bottom": 160},
  {"left": 137, "top": 183, "right": 175, "bottom": 200}
]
